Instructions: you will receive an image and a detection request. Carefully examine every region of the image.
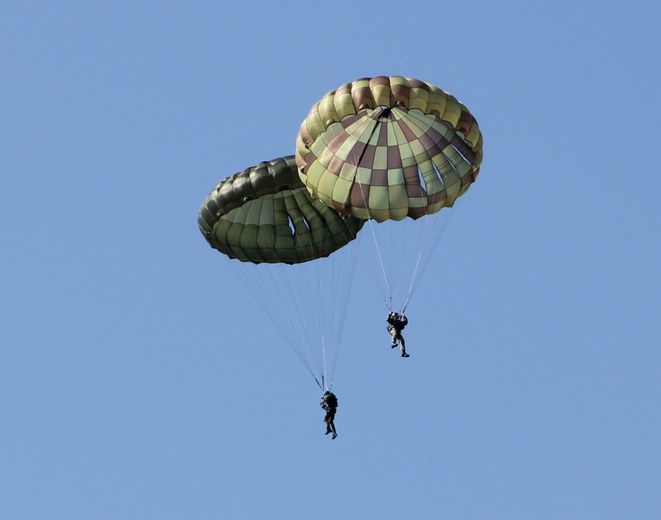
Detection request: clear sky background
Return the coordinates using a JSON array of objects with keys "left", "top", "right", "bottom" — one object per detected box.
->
[{"left": 2, "top": 1, "right": 660, "bottom": 519}]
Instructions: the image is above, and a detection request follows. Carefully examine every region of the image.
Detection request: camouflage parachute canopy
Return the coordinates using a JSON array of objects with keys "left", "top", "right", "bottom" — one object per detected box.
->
[
  {"left": 198, "top": 156, "right": 363, "bottom": 264},
  {"left": 296, "top": 76, "right": 483, "bottom": 222}
]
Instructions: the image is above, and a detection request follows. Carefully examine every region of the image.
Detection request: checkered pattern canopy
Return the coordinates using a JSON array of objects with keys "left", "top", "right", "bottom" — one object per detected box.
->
[
  {"left": 296, "top": 77, "right": 483, "bottom": 222},
  {"left": 198, "top": 156, "right": 363, "bottom": 264}
]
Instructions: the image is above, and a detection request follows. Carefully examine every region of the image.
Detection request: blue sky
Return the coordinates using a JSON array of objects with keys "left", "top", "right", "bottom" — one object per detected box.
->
[{"left": 2, "top": 1, "right": 660, "bottom": 519}]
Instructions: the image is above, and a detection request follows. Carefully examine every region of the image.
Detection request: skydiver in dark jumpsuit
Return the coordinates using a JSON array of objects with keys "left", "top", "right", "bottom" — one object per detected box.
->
[
  {"left": 320, "top": 391, "right": 338, "bottom": 439},
  {"left": 387, "top": 311, "right": 410, "bottom": 357}
]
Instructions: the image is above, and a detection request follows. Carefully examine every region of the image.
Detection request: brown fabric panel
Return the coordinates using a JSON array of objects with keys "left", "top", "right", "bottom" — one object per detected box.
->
[
  {"left": 370, "top": 169, "right": 389, "bottom": 187},
  {"left": 350, "top": 184, "right": 369, "bottom": 209},
  {"left": 387, "top": 145, "right": 404, "bottom": 169}
]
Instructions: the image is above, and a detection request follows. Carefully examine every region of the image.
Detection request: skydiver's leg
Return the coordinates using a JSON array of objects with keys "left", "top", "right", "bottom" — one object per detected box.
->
[
  {"left": 399, "top": 334, "right": 409, "bottom": 357},
  {"left": 329, "top": 415, "right": 337, "bottom": 439},
  {"left": 390, "top": 329, "right": 397, "bottom": 348}
]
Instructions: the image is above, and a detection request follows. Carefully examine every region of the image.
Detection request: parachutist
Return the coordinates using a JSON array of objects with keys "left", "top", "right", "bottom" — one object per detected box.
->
[
  {"left": 320, "top": 391, "right": 338, "bottom": 439},
  {"left": 387, "top": 311, "right": 409, "bottom": 357}
]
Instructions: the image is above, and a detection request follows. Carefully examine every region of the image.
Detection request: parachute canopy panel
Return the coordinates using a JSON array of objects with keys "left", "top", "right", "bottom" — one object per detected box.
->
[
  {"left": 295, "top": 76, "right": 483, "bottom": 222},
  {"left": 198, "top": 156, "right": 363, "bottom": 264}
]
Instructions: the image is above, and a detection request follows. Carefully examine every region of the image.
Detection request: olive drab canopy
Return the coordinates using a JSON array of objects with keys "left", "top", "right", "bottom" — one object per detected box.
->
[
  {"left": 295, "top": 76, "right": 483, "bottom": 222},
  {"left": 198, "top": 155, "right": 363, "bottom": 264}
]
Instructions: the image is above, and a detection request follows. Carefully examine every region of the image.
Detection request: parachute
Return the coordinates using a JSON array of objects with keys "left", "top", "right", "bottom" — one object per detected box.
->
[
  {"left": 296, "top": 76, "right": 482, "bottom": 221},
  {"left": 198, "top": 156, "right": 362, "bottom": 264},
  {"left": 198, "top": 156, "right": 363, "bottom": 390},
  {"left": 295, "top": 76, "right": 483, "bottom": 311}
]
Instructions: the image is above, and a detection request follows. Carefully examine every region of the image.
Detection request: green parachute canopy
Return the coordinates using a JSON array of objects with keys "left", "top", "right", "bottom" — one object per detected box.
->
[
  {"left": 198, "top": 156, "right": 363, "bottom": 264},
  {"left": 295, "top": 76, "right": 483, "bottom": 222}
]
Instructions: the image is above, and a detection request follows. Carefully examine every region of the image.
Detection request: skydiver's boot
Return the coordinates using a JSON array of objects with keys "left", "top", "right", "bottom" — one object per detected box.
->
[
  {"left": 401, "top": 351, "right": 410, "bottom": 358},
  {"left": 332, "top": 432, "right": 337, "bottom": 439}
]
